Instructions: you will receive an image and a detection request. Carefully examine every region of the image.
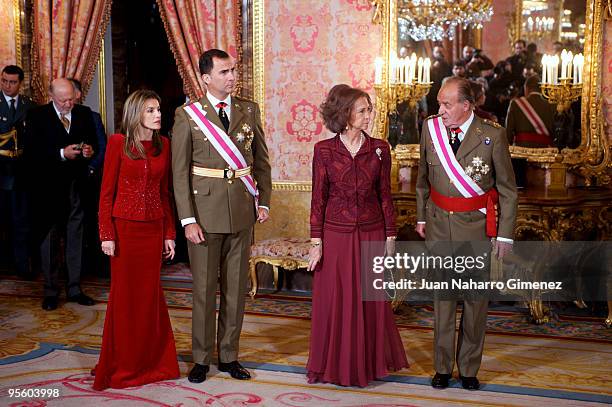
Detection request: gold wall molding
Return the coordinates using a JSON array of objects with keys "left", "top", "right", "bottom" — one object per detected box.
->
[
  {"left": 374, "top": 0, "right": 611, "bottom": 185},
  {"left": 13, "top": 0, "right": 22, "bottom": 67},
  {"left": 508, "top": 0, "right": 522, "bottom": 52},
  {"left": 272, "top": 181, "right": 312, "bottom": 192},
  {"left": 97, "top": 38, "right": 107, "bottom": 128},
  {"left": 252, "top": 0, "right": 265, "bottom": 124}
]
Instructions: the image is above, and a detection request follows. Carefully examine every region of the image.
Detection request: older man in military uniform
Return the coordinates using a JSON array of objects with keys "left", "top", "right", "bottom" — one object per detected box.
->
[
  {"left": 172, "top": 49, "right": 272, "bottom": 383},
  {"left": 0, "top": 65, "right": 35, "bottom": 278},
  {"left": 415, "top": 77, "right": 518, "bottom": 390}
]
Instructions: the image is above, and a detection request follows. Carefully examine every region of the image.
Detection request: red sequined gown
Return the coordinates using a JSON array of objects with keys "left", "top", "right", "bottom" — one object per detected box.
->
[
  {"left": 307, "top": 133, "right": 408, "bottom": 387},
  {"left": 93, "top": 134, "right": 179, "bottom": 390}
]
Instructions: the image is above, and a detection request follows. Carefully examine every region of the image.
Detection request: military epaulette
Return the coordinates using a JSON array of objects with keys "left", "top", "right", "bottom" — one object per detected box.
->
[
  {"left": 426, "top": 113, "right": 442, "bottom": 120},
  {"left": 233, "top": 95, "right": 255, "bottom": 104},
  {"left": 482, "top": 118, "right": 502, "bottom": 129}
]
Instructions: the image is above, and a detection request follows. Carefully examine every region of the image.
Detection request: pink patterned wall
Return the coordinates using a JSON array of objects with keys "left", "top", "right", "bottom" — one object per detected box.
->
[
  {"left": 0, "top": 0, "right": 17, "bottom": 69},
  {"left": 603, "top": 19, "right": 612, "bottom": 144},
  {"left": 264, "top": 0, "right": 382, "bottom": 181}
]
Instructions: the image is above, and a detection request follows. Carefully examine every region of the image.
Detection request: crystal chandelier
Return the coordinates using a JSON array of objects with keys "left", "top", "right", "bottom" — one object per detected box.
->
[{"left": 398, "top": 0, "right": 494, "bottom": 42}]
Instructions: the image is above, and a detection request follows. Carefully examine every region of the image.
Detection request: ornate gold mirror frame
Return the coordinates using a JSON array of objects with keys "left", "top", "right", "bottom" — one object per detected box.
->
[{"left": 373, "top": 0, "right": 611, "bottom": 185}]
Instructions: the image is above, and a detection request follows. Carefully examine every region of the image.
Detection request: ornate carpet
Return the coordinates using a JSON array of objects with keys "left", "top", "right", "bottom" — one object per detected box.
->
[{"left": 0, "top": 267, "right": 611, "bottom": 406}]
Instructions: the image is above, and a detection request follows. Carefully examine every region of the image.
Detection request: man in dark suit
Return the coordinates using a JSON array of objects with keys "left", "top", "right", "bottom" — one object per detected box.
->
[
  {"left": 24, "top": 78, "right": 97, "bottom": 310},
  {"left": 0, "top": 65, "right": 35, "bottom": 278},
  {"left": 69, "top": 78, "right": 108, "bottom": 276}
]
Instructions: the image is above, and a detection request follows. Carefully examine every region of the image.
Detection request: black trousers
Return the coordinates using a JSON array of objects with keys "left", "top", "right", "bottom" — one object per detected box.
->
[
  {"left": 0, "top": 187, "right": 29, "bottom": 275},
  {"left": 40, "top": 180, "right": 84, "bottom": 297}
]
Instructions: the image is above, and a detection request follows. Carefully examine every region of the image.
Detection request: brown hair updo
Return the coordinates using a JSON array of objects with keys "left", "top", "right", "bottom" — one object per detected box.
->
[{"left": 320, "top": 84, "right": 372, "bottom": 134}]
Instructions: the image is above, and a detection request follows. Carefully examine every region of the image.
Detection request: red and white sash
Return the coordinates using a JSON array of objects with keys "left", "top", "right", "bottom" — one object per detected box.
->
[
  {"left": 427, "top": 116, "right": 486, "bottom": 214},
  {"left": 514, "top": 97, "right": 550, "bottom": 136},
  {"left": 184, "top": 102, "right": 259, "bottom": 206}
]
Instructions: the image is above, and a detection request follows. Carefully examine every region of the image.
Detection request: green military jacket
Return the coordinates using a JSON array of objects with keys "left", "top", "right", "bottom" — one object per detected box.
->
[
  {"left": 505, "top": 92, "right": 556, "bottom": 147},
  {"left": 171, "top": 95, "right": 272, "bottom": 234},
  {"left": 416, "top": 114, "right": 518, "bottom": 241}
]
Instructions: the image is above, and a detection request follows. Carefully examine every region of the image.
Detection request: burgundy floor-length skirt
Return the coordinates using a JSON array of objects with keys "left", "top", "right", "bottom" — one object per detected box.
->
[
  {"left": 307, "top": 227, "right": 408, "bottom": 387},
  {"left": 93, "top": 218, "right": 179, "bottom": 390}
]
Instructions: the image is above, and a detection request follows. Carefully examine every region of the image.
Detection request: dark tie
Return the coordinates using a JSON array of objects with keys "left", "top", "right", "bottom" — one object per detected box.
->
[
  {"left": 450, "top": 127, "right": 462, "bottom": 155},
  {"left": 8, "top": 98, "right": 16, "bottom": 122},
  {"left": 216, "top": 102, "right": 230, "bottom": 132}
]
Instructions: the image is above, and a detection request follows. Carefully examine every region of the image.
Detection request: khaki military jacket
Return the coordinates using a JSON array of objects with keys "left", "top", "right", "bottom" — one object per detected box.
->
[
  {"left": 505, "top": 92, "right": 555, "bottom": 147},
  {"left": 416, "top": 114, "right": 518, "bottom": 241},
  {"left": 171, "top": 95, "right": 272, "bottom": 234}
]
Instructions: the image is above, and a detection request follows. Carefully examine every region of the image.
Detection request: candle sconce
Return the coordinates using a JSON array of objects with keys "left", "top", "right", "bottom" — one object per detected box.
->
[
  {"left": 540, "top": 50, "right": 584, "bottom": 113},
  {"left": 373, "top": 82, "right": 432, "bottom": 114},
  {"left": 374, "top": 52, "right": 432, "bottom": 128},
  {"left": 541, "top": 79, "right": 582, "bottom": 113}
]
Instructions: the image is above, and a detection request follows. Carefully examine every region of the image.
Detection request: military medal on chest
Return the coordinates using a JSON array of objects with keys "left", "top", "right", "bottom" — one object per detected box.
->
[
  {"left": 464, "top": 156, "right": 489, "bottom": 183},
  {"left": 235, "top": 123, "right": 254, "bottom": 151}
]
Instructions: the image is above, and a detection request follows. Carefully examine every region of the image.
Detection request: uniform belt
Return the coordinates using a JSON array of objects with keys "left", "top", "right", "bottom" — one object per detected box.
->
[
  {"left": 0, "top": 149, "right": 22, "bottom": 158},
  {"left": 430, "top": 185, "right": 499, "bottom": 238},
  {"left": 191, "top": 165, "right": 251, "bottom": 180}
]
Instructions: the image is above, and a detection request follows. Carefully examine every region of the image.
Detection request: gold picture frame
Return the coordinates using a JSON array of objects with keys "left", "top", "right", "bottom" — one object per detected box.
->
[{"left": 373, "top": 0, "right": 611, "bottom": 185}]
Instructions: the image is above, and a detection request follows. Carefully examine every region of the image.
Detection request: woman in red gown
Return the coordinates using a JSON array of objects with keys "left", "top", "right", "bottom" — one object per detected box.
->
[
  {"left": 93, "top": 90, "right": 179, "bottom": 390},
  {"left": 307, "top": 84, "right": 408, "bottom": 387}
]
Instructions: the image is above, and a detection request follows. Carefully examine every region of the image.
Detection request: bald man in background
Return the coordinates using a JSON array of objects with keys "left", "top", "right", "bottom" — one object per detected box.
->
[{"left": 24, "top": 78, "right": 98, "bottom": 311}]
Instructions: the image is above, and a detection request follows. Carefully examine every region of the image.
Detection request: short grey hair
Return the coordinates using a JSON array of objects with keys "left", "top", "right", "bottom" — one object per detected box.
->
[{"left": 442, "top": 76, "right": 475, "bottom": 105}]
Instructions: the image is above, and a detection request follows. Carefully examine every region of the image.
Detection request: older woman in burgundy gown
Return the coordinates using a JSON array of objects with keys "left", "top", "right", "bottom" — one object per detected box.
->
[{"left": 307, "top": 84, "right": 408, "bottom": 387}]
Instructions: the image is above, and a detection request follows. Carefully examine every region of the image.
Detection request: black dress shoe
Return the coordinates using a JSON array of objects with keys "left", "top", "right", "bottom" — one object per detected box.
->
[
  {"left": 431, "top": 372, "right": 451, "bottom": 389},
  {"left": 67, "top": 293, "right": 95, "bottom": 306},
  {"left": 42, "top": 296, "right": 58, "bottom": 311},
  {"left": 218, "top": 361, "right": 251, "bottom": 380},
  {"left": 460, "top": 376, "right": 480, "bottom": 390},
  {"left": 188, "top": 363, "right": 209, "bottom": 383}
]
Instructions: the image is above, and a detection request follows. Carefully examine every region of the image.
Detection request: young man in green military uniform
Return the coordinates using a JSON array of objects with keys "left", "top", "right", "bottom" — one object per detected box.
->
[
  {"left": 416, "top": 77, "right": 518, "bottom": 390},
  {"left": 172, "top": 49, "right": 272, "bottom": 383}
]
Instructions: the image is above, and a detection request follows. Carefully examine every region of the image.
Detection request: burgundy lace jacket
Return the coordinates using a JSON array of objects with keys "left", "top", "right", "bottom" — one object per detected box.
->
[
  {"left": 98, "top": 134, "right": 175, "bottom": 241},
  {"left": 310, "top": 134, "right": 397, "bottom": 239}
]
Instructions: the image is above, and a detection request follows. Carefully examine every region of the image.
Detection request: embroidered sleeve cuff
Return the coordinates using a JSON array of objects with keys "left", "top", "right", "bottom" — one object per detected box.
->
[
  {"left": 496, "top": 237, "right": 513, "bottom": 244},
  {"left": 181, "top": 217, "right": 197, "bottom": 227}
]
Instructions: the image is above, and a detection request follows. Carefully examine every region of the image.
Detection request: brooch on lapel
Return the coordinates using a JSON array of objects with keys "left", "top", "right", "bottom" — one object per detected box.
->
[
  {"left": 376, "top": 147, "right": 382, "bottom": 160},
  {"left": 236, "top": 123, "right": 255, "bottom": 151},
  {"left": 484, "top": 136, "right": 491, "bottom": 145},
  {"left": 464, "top": 156, "right": 490, "bottom": 183}
]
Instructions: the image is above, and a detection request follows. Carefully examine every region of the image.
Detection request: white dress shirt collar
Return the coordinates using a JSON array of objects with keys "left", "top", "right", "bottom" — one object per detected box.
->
[
  {"left": 456, "top": 111, "right": 475, "bottom": 141},
  {"left": 3, "top": 92, "right": 18, "bottom": 106},
  {"left": 206, "top": 91, "right": 232, "bottom": 120}
]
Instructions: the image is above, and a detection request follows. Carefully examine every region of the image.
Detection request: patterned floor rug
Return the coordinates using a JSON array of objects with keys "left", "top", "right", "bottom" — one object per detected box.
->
[{"left": 1, "top": 270, "right": 611, "bottom": 406}]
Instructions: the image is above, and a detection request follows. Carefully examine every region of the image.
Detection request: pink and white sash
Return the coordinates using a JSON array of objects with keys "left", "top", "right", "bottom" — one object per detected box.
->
[
  {"left": 184, "top": 102, "right": 260, "bottom": 206},
  {"left": 427, "top": 116, "right": 486, "bottom": 214},
  {"left": 514, "top": 97, "right": 550, "bottom": 136}
]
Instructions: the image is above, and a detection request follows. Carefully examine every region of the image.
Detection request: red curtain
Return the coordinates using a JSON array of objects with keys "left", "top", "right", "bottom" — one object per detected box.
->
[
  {"left": 157, "top": 0, "right": 241, "bottom": 101},
  {"left": 31, "top": 0, "right": 112, "bottom": 103}
]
